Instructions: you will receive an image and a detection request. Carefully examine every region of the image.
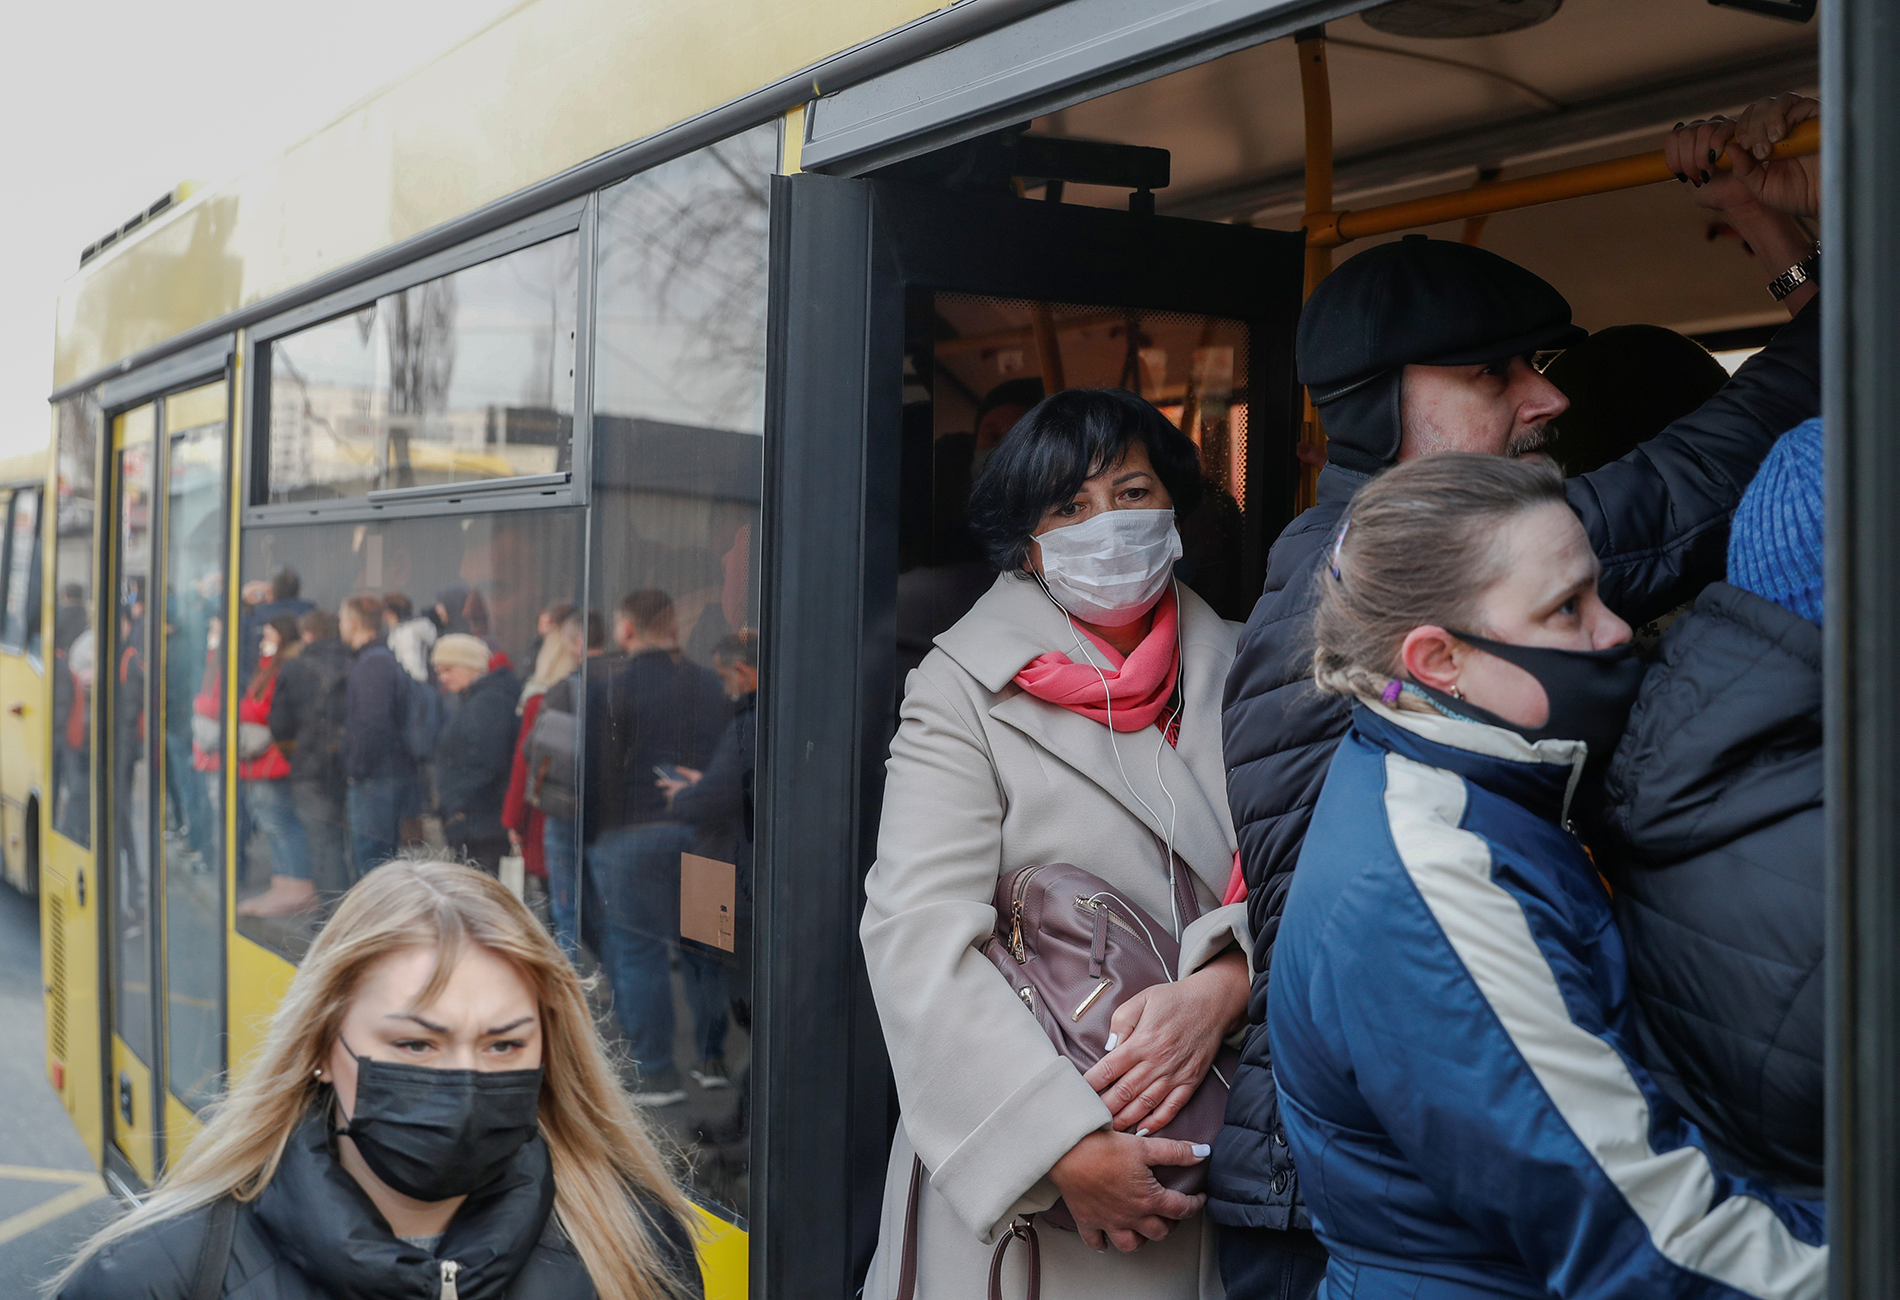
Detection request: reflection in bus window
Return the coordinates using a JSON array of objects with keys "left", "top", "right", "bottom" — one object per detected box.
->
[
  {"left": 162, "top": 405, "right": 228, "bottom": 1112},
  {"left": 110, "top": 413, "right": 157, "bottom": 1074},
  {"left": 53, "top": 396, "right": 97, "bottom": 847},
  {"left": 583, "top": 119, "right": 773, "bottom": 1220},
  {"left": 232, "top": 509, "right": 583, "bottom": 961},
  {"left": 3, "top": 487, "right": 43, "bottom": 657},
  {"left": 265, "top": 233, "right": 580, "bottom": 503}
]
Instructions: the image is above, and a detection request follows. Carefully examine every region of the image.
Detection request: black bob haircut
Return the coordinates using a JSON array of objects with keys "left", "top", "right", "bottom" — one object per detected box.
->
[{"left": 966, "top": 387, "right": 1205, "bottom": 574}]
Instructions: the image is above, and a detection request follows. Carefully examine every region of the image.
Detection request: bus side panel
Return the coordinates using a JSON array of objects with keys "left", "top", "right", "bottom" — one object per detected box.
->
[
  {"left": 224, "top": 931, "right": 295, "bottom": 1081},
  {"left": 691, "top": 1206, "right": 747, "bottom": 1300},
  {"left": 42, "top": 837, "right": 103, "bottom": 1166}
]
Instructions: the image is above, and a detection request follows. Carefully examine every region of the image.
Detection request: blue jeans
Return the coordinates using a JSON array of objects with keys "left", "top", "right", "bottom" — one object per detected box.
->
[
  {"left": 245, "top": 779, "right": 311, "bottom": 880},
  {"left": 347, "top": 772, "right": 414, "bottom": 876},
  {"left": 587, "top": 822, "right": 730, "bottom": 1075},
  {"left": 542, "top": 816, "right": 597, "bottom": 963}
]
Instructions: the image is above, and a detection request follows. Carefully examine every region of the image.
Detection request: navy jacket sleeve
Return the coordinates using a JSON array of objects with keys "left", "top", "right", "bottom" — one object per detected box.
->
[
  {"left": 1570, "top": 298, "right": 1819, "bottom": 627},
  {"left": 671, "top": 710, "right": 749, "bottom": 829}
]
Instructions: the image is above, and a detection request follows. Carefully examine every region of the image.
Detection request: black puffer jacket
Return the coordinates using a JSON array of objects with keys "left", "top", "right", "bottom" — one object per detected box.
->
[
  {"left": 1208, "top": 298, "right": 1821, "bottom": 1230},
  {"left": 57, "top": 1106, "right": 701, "bottom": 1299},
  {"left": 435, "top": 666, "right": 524, "bottom": 843},
  {"left": 1596, "top": 582, "right": 1823, "bottom": 1192}
]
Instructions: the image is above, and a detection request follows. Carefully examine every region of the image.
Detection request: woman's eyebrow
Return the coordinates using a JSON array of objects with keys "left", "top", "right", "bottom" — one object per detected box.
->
[
  {"left": 386, "top": 1012, "right": 450, "bottom": 1033},
  {"left": 484, "top": 1016, "right": 536, "bottom": 1036},
  {"left": 1110, "top": 469, "right": 1151, "bottom": 486}
]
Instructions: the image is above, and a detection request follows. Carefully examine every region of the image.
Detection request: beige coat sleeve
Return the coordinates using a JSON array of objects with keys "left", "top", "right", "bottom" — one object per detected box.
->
[{"left": 860, "top": 666, "right": 1111, "bottom": 1243}]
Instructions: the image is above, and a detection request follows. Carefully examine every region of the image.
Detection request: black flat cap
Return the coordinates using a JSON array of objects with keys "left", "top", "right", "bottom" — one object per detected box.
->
[{"left": 1298, "top": 234, "right": 1586, "bottom": 468}]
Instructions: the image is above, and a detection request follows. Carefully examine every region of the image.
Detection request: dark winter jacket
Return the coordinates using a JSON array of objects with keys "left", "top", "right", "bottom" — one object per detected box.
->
[
  {"left": 604, "top": 649, "right": 730, "bottom": 829},
  {"left": 670, "top": 693, "right": 756, "bottom": 877},
  {"left": 1270, "top": 702, "right": 1825, "bottom": 1299},
  {"left": 436, "top": 666, "right": 525, "bottom": 844},
  {"left": 56, "top": 1105, "right": 702, "bottom": 1300},
  {"left": 344, "top": 640, "right": 413, "bottom": 784},
  {"left": 1596, "top": 582, "right": 1823, "bottom": 1192},
  {"left": 269, "top": 637, "right": 350, "bottom": 792},
  {"left": 1210, "top": 298, "right": 1821, "bottom": 1231}
]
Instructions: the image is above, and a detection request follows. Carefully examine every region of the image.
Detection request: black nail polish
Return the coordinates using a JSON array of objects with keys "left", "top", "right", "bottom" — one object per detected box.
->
[
  {"left": 1676, "top": 172, "right": 1689, "bottom": 183},
  {"left": 1674, "top": 122, "right": 1685, "bottom": 130},
  {"left": 1708, "top": 149, "right": 1719, "bottom": 165},
  {"left": 1700, "top": 170, "right": 1711, "bottom": 184}
]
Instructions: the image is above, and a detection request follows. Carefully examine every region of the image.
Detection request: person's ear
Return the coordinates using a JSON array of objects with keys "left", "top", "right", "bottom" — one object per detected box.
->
[{"left": 1400, "top": 626, "right": 1464, "bottom": 693}]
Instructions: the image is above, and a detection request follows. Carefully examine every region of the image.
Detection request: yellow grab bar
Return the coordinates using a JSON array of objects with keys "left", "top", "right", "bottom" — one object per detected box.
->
[{"left": 1305, "top": 117, "right": 1819, "bottom": 249}]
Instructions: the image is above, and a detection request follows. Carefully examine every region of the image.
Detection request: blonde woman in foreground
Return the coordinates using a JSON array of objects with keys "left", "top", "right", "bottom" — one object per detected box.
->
[{"left": 51, "top": 857, "right": 702, "bottom": 1300}]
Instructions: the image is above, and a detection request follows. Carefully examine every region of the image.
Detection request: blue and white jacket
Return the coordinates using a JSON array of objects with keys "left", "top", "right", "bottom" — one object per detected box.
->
[{"left": 1269, "top": 700, "right": 1826, "bottom": 1300}]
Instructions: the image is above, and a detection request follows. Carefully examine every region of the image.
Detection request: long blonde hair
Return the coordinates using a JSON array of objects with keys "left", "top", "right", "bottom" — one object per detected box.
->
[
  {"left": 521, "top": 616, "right": 582, "bottom": 709},
  {"left": 50, "top": 859, "right": 698, "bottom": 1299}
]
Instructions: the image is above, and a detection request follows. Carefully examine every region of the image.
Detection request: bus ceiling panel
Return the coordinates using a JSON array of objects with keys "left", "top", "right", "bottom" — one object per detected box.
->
[
  {"left": 799, "top": 0, "right": 1371, "bottom": 177},
  {"left": 1036, "top": 0, "right": 1812, "bottom": 221},
  {"left": 1163, "top": 45, "right": 1818, "bottom": 222},
  {"left": 95, "top": 337, "right": 234, "bottom": 414}
]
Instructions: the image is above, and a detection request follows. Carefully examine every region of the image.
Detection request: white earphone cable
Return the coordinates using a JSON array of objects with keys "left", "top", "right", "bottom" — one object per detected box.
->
[{"left": 1033, "top": 571, "right": 1186, "bottom": 947}]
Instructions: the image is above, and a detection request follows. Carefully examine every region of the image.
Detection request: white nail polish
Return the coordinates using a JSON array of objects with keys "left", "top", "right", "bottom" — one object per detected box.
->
[
  {"left": 1191, "top": 1143, "right": 1212, "bottom": 1159},
  {"left": 1104, "top": 1033, "right": 1119, "bottom": 1053},
  {"left": 1136, "top": 1129, "right": 1150, "bottom": 1137}
]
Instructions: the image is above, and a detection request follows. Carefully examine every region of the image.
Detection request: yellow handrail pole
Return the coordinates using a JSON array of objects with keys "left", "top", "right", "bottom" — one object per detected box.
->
[
  {"left": 1308, "top": 118, "right": 1820, "bottom": 249},
  {"left": 1296, "top": 26, "right": 1334, "bottom": 510}
]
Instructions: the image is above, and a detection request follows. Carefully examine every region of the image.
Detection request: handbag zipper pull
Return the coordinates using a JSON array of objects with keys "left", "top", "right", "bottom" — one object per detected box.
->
[
  {"left": 439, "top": 1260, "right": 460, "bottom": 1300},
  {"left": 1010, "top": 898, "right": 1026, "bottom": 963}
]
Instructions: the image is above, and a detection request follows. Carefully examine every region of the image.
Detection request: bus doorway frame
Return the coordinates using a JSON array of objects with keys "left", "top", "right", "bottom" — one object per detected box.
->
[{"left": 756, "top": 170, "right": 1303, "bottom": 1296}]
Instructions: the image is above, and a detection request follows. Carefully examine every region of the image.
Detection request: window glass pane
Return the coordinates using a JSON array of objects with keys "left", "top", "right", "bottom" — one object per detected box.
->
[
  {"left": 4, "top": 488, "right": 43, "bottom": 654},
  {"left": 162, "top": 401, "right": 227, "bottom": 1111},
  {"left": 579, "top": 120, "right": 773, "bottom": 1220},
  {"left": 111, "top": 412, "right": 157, "bottom": 1069},
  {"left": 53, "top": 395, "right": 98, "bottom": 846},
  {"left": 234, "top": 509, "right": 582, "bottom": 960},
  {"left": 266, "top": 234, "right": 579, "bottom": 503}
]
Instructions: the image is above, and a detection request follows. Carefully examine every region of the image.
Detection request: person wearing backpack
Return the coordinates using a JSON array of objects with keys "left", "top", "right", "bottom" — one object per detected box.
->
[{"left": 339, "top": 595, "right": 421, "bottom": 875}]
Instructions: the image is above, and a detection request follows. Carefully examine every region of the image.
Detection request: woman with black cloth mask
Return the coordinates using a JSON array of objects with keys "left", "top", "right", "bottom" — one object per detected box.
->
[
  {"left": 1266, "top": 453, "right": 1824, "bottom": 1300},
  {"left": 51, "top": 857, "right": 701, "bottom": 1300}
]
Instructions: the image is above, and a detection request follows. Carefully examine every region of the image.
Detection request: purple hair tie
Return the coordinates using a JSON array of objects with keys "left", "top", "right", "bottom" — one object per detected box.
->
[{"left": 1381, "top": 680, "right": 1403, "bottom": 705}]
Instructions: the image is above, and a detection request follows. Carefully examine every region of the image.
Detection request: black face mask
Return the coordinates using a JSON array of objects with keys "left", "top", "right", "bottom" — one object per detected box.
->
[
  {"left": 335, "top": 1041, "right": 543, "bottom": 1201},
  {"left": 1421, "top": 630, "right": 1647, "bottom": 766}
]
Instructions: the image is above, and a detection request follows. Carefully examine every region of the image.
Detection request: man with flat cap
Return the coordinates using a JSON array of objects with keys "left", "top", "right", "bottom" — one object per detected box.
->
[{"left": 1210, "top": 104, "right": 1823, "bottom": 1297}]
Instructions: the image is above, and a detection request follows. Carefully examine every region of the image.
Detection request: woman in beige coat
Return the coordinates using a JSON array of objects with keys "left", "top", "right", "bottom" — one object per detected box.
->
[{"left": 861, "top": 389, "right": 1251, "bottom": 1300}]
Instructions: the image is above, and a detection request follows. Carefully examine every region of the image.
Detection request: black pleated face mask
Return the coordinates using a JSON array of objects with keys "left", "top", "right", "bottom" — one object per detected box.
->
[
  {"left": 335, "top": 1040, "right": 543, "bottom": 1202},
  {"left": 1423, "top": 629, "right": 1647, "bottom": 765}
]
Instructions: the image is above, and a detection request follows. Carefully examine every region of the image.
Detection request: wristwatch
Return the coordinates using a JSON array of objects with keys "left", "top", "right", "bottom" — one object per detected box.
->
[{"left": 1769, "top": 244, "right": 1819, "bottom": 302}]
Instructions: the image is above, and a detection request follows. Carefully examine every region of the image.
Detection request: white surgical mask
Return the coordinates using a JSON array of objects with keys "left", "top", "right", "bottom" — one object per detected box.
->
[{"left": 1034, "top": 508, "right": 1182, "bottom": 627}]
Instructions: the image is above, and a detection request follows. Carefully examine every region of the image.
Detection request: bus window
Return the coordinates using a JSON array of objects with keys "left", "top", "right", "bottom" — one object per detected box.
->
[
  {"left": 231, "top": 509, "right": 583, "bottom": 959},
  {"left": 52, "top": 395, "right": 98, "bottom": 848},
  {"left": 263, "top": 233, "right": 579, "bottom": 504},
  {"left": 583, "top": 118, "right": 774, "bottom": 1222},
  {"left": 3, "top": 487, "right": 44, "bottom": 658}
]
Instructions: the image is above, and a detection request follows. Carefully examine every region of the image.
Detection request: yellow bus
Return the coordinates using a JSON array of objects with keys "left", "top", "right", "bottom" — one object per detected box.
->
[
  {"left": 39, "top": 0, "right": 1900, "bottom": 1292},
  {"left": 0, "top": 450, "right": 48, "bottom": 896}
]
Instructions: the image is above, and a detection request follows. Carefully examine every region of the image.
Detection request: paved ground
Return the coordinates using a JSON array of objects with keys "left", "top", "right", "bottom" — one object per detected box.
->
[{"left": 0, "top": 886, "right": 117, "bottom": 1296}]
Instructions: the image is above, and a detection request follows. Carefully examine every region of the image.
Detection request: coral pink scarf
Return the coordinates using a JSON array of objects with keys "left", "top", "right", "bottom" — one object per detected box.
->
[{"left": 1012, "top": 589, "right": 1180, "bottom": 734}]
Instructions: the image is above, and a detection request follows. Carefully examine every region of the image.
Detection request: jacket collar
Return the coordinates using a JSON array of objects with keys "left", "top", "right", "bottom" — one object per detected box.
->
[
  {"left": 252, "top": 1102, "right": 554, "bottom": 1299},
  {"left": 1353, "top": 698, "right": 1587, "bottom": 825},
  {"left": 1316, "top": 462, "right": 1373, "bottom": 508},
  {"left": 935, "top": 574, "right": 1237, "bottom": 894}
]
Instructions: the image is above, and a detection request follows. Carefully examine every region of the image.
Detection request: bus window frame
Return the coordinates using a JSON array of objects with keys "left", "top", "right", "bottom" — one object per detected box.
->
[
  {"left": 242, "top": 196, "right": 593, "bottom": 529},
  {"left": 87, "top": 345, "right": 238, "bottom": 1195}
]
